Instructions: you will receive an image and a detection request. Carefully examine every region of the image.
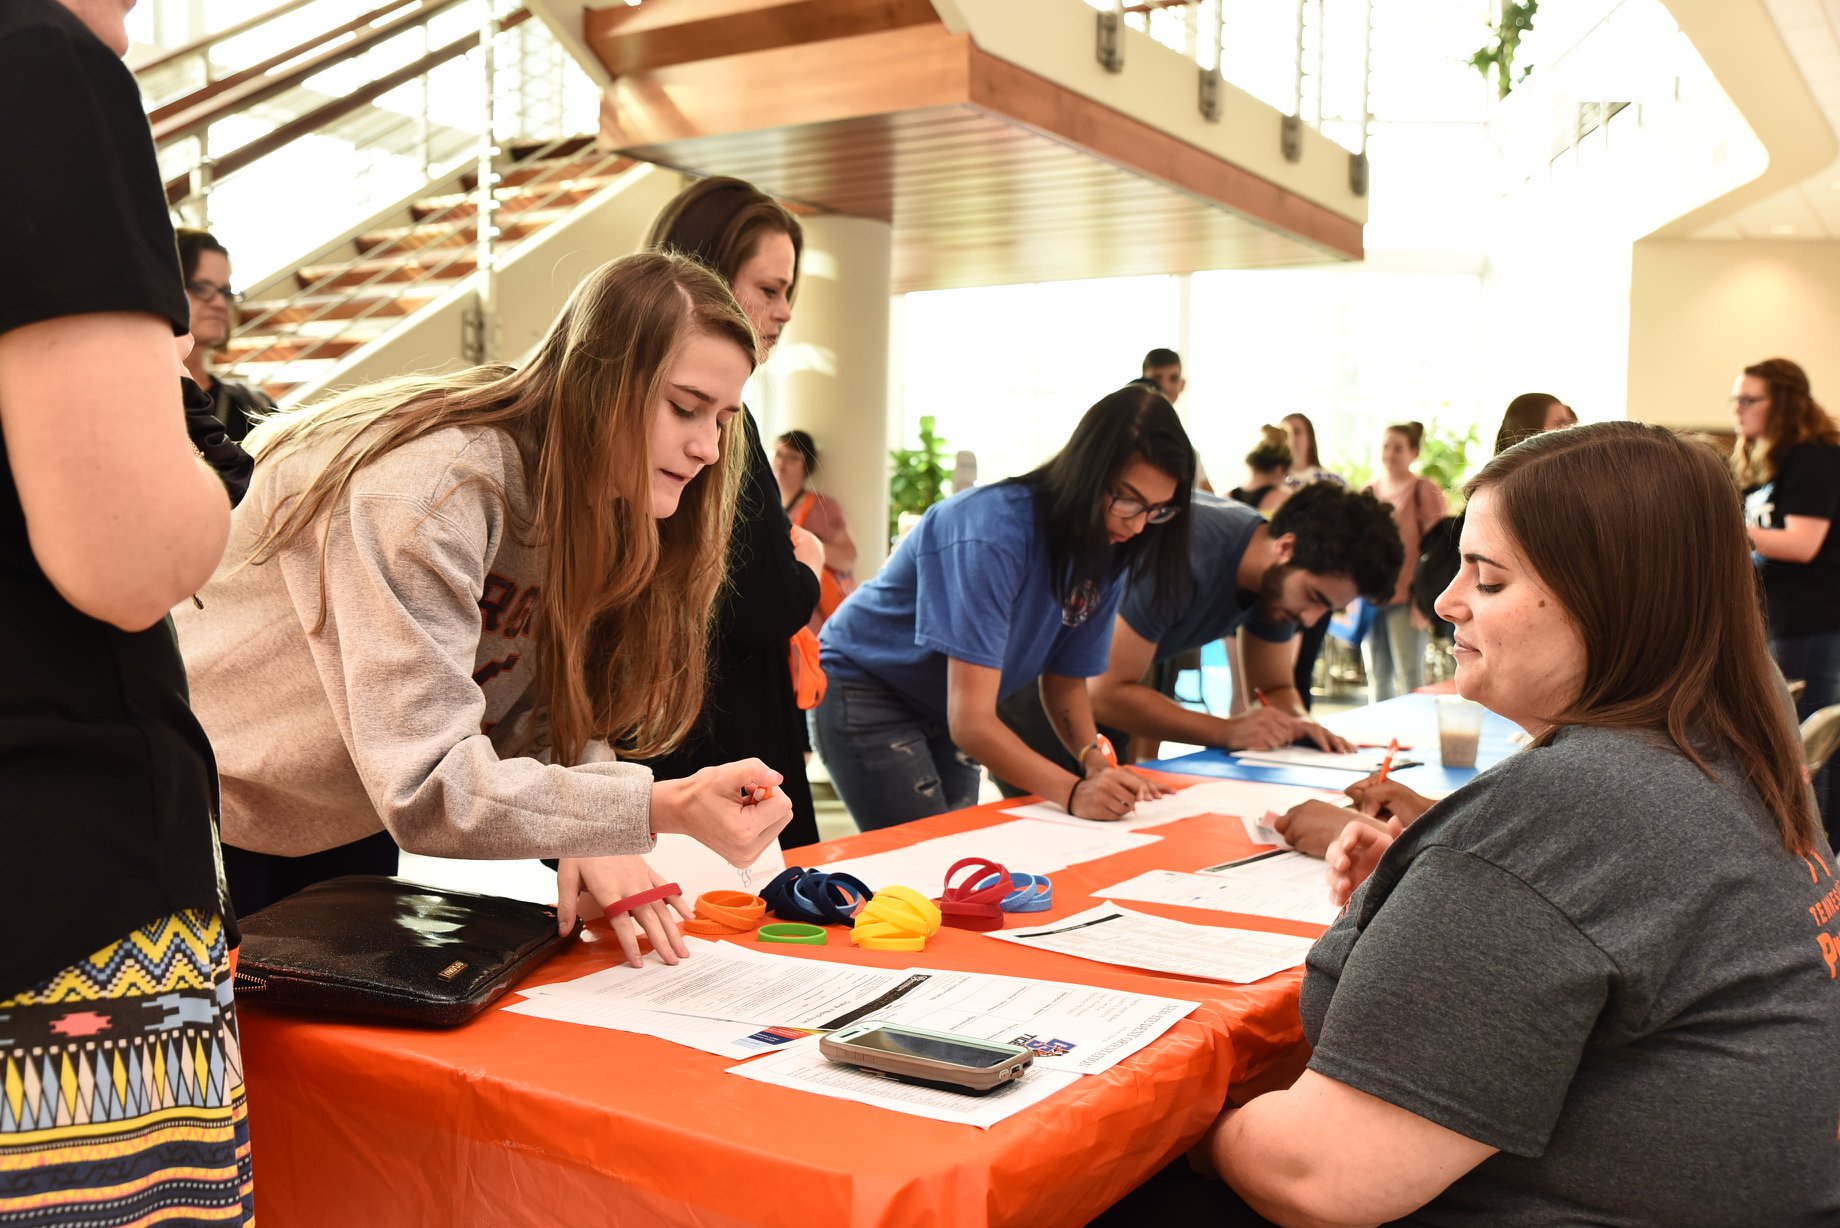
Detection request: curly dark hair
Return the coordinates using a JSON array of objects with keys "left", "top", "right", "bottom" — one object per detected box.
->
[{"left": 1268, "top": 482, "right": 1405, "bottom": 602}]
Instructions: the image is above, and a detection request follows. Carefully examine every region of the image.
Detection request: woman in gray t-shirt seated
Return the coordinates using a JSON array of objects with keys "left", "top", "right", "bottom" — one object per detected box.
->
[{"left": 1188, "top": 422, "right": 1840, "bottom": 1226}]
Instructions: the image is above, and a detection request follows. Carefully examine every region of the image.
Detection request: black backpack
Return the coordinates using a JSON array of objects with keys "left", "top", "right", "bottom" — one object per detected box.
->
[{"left": 1412, "top": 513, "right": 1463, "bottom": 640}]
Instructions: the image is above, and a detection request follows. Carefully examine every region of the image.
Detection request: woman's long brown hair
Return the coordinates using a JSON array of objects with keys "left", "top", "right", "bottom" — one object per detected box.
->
[
  {"left": 1469, "top": 421, "right": 1818, "bottom": 853},
  {"left": 1731, "top": 357, "right": 1839, "bottom": 487},
  {"left": 241, "top": 252, "right": 756, "bottom": 765}
]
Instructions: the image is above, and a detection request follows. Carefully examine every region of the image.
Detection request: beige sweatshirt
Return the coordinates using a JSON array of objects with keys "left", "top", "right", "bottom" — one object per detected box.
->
[{"left": 174, "top": 424, "right": 656, "bottom": 860}]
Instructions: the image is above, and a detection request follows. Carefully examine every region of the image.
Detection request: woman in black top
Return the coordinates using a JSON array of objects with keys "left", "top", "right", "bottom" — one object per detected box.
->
[
  {"left": 1734, "top": 357, "right": 1840, "bottom": 843},
  {"left": 0, "top": 1, "right": 251, "bottom": 1222},
  {"left": 633, "top": 178, "right": 826, "bottom": 848}
]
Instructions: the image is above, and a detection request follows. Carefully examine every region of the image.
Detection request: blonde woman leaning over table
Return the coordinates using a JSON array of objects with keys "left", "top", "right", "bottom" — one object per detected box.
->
[
  {"left": 1177, "top": 423, "right": 1840, "bottom": 1226},
  {"left": 173, "top": 253, "right": 792, "bottom": 967}
]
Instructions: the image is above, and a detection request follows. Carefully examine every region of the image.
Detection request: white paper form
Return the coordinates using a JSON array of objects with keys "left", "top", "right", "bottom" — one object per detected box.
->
[
  {"left": 728, "top": 1037, "right": 1083, "bottom": 1129},
  {"left": 856, "top": 969, "right": 1197, "bottom": 1076},
  {"left": 518, "top": 948, "right": 909, "bottom": 1029},
  {"left": 1229, "top": 746, "right": 1419, "bottom": 773},
  {"left": 515, "top": 945, "right": 1197, "bottom": 1076},
  {"left": 502, "top": 996, "right": 816, "bottom": 1058},
  {"left": 1094, "top": 853, "right": 1338, "bottom": 927},
  {"left": 1173, "top": 780, "right": 1350, "bottom": 818},
  {"left": 998, "top": 789, "right": 1216, "bottom": 831},
  {"left": 815, "top": 819, "right": 1160, "bottom": 895},
  {"left": 504, "top": 940, "right": 820, "bottom": 1058},
  {"left": 988, "top": 903, "right": 1316, "bottom": 984}
]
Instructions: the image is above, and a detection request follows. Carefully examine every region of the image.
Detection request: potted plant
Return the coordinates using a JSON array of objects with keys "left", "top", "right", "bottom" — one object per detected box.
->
[{"left": 887, "top": 414, "right": 952, "bottom": 544}]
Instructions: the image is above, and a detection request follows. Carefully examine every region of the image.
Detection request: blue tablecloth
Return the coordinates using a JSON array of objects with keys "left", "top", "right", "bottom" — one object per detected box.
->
[{"left": 1142, "top": 693, "right": 1522, "bottom": 796}]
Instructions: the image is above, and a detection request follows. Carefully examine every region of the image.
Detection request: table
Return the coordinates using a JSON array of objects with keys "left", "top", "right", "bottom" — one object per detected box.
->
[
  {"left": 236, "top": 772, "right": 1329, "bottom": 1228},
  {"left": 1144, "top": 693, "right": 1521, "bottom": 797}
]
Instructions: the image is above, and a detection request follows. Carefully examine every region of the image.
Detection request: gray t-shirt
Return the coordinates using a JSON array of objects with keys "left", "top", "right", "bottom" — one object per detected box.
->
[
  {"left": 1300, "top": 724, "right": 1840, "bottom": 1227},
  {"left": 1118, "top": 494, "right": 1293, "bottom": 660}
]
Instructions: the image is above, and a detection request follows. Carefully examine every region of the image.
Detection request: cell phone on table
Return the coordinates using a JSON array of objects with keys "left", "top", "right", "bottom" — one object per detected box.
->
[{"left": 818, "top": 1021, "right": 1033, "bottom": 1095}]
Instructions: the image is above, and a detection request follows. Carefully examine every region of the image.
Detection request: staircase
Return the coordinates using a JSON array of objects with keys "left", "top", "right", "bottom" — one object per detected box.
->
[
  {"left": 138, "top": 0, "right": 653, "bottom": 406},
  {"left": 224, "top": 139, "right": 634, "bottom": 401}
]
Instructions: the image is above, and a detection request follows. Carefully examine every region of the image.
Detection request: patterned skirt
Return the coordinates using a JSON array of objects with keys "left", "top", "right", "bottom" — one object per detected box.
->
[{"left": 0, "top": 911, "right": 254, "bottom": 1226}]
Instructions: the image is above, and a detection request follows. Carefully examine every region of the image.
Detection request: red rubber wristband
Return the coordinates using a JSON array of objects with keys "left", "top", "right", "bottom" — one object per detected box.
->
[
  {"left": 604, "top": 882, "right": 683, "bottom": 915},
  {"left": 942, "top": 858, "right": 1012, "bottom": 905}
]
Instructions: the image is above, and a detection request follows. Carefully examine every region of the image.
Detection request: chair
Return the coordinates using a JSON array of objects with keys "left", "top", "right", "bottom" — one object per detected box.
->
[{"left": 1803, "top": 703, "right": 1840, "bottom": 778}]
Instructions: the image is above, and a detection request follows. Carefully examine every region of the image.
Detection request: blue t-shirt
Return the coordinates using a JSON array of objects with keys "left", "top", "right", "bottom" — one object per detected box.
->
[
  {"left": 820, "top": 483, "right": 1125, "bottom": 723},
  {"left": 1118, "top": 493, "right": 1295, "bottom": 659}
]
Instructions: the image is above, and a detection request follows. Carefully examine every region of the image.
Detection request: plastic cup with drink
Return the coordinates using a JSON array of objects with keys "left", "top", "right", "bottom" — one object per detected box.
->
[{"left": 1436, "top": 697, "right": 1485, "bottom": 769}]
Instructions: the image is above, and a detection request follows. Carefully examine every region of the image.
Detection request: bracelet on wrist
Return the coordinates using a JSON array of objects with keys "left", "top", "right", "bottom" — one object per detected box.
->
[{"left": 1065, "top": 776, "right": 1082, "bottom": 814}]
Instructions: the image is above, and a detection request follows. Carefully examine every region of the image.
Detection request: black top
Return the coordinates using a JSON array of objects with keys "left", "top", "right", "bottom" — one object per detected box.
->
[
  {"left": 630, "top": 411, "right": 823, "bottom": 847},
  {"left": 1746, "top": 441, "right": 1840, "bottom": 639},
  {"left": 208, "top": 375, "right": 277, "bottom": 442},
  {"left": 0, "top": 0, "right": 228, "bottom": 993}
]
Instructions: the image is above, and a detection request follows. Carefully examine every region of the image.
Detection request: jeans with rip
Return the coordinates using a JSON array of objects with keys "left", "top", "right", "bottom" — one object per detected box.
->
[
  {"left": 1773, "top": 628, "right": 1840, "bottom": 848},
  {"left": 810, "top": 678, "right": 983, "bottom": 831}
]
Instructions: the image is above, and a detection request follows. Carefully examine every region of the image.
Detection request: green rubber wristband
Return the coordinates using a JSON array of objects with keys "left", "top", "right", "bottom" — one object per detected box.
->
[{"left": 756, "top": 922, "right": 827, "bottom": 946}]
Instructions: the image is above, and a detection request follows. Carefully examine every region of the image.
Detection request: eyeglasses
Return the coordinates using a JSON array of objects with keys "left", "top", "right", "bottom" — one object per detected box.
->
[
  {"left": 1730, "top": 395, "right": 1768, "bottom": 408},
  {"left": 1107, "top": 492, "right": 1182, "bottom": 525},
  {"left": 186, "top": 279, "right": 244, "bottom": 305}
]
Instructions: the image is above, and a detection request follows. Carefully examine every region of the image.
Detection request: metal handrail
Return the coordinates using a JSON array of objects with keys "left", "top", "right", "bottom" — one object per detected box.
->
[
  {"left": 155, "top": 4, "right": 607, "bottom": 390},
  {"left": 160, "top": 9, "right": 532, "bottom": 207},
  {"left": 152, "top": 0, "right": 472, "bottom": 148},
  {"left": 129, "top": 0, "right": 321, "bottom": 76}
]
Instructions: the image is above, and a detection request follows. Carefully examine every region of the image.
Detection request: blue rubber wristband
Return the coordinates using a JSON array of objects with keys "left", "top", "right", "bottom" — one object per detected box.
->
[{"left": 976, "top": 871, "right": 1053, "bottom": 912}]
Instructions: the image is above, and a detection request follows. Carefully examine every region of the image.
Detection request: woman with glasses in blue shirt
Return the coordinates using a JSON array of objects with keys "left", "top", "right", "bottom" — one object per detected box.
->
[{"left": 814, "top": 385, "right": 1195, "bottom": 829}]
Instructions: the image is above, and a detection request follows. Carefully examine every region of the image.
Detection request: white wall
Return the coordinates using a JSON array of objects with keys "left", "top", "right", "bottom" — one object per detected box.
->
[{"left": 1628, "top": 239, "right": 1840, "bottom": 428}]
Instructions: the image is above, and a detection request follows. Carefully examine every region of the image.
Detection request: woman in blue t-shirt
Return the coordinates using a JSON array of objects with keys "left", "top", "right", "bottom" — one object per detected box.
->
[{"left": 814, "top": 385, "right": 1195, "bottom": 830}]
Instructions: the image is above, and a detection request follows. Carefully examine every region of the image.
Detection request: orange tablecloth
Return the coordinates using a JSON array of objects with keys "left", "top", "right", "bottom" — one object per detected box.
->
[{"left": 238, "top": 774, "right": 1321, "bottom": 1228}]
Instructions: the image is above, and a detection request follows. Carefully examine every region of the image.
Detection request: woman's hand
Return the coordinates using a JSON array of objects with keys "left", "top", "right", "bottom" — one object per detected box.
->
[
  {"left": 1272, "top": 799, "right": 1376, "bottom": 858},
  {"left": 1069, "top": 766, "right": 1162, "bottom": 819},
  {"left": 652, "top": 759, "right": 793, "bottom": 866},
  {"left": 556, "top": 855, "right": 691, "bottom": 968},
  {"left": 1325, "top": 816, "right": 1404, "bottom": 907},
  {"left": 1344, "top": 773, "right": 1435, "bottom": 823},
  {"left": 790, "top": 524, "right": 825, "bottom": 578}
]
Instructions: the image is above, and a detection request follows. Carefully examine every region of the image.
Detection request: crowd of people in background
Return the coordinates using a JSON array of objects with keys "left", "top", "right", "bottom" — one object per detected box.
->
[{"left": 4, "top": 0, "right": 1837, "bottom": 1223}]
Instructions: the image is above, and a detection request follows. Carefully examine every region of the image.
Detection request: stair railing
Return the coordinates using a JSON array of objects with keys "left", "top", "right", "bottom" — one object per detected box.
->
[{"left": 139, "top": 0, "right": 607, "bottom": 394}]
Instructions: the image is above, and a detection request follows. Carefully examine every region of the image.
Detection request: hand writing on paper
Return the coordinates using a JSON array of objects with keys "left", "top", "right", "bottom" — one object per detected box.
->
[
  {"left": 653, "top": 759, "right": 793, "bottom": 867},
  {"left": 1273, "top": 799, "right": 1382, "bottom": 859},
  {"left": 556, "top": 855, "right": 691, "bottom": 968},
  {"left": 1070, "top": 766, "right": 1163, "bottom": 820},
  {"left": 1222, "top": 707, "right": 1352, "bottom": 753},
  {"left": 1324, "top": 817, "right": 1404, "bottom": 908},
  {"left": 1344, "top": 773, "right": 1435, "bottom": 824}
]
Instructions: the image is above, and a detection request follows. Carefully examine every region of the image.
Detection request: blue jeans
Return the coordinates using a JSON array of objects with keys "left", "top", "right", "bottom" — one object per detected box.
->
[
  {"left": 810, "top": 678, "right": 983, "bottom": 831},
  {"left": 1774, "top": 629, "right": 1840, "bottom": 847},
  {"left": 1366, "top": 602, "right": 1426, "bottom": 702}
]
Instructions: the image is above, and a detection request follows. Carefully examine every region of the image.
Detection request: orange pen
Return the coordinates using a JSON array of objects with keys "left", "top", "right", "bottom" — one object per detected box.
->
[
  {"left": 1093, "top": 733, "right": 1118, "bottom": 769},
  {"left": 1253, "top": 688, "right": 1271, "bottom": 708},
  {"left": 1375, "top": 738, "right": 1400, "bottom": 787}
]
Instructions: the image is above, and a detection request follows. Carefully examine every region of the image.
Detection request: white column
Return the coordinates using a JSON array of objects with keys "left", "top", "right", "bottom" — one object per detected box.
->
[{"left": 768, "top": 214, "right": 894, "bottom": 577}]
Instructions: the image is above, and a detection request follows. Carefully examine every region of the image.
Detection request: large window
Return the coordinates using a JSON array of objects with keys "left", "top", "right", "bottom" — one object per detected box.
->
[{"left": 895, "top": 268, "right": 1484, "bottom": 492}]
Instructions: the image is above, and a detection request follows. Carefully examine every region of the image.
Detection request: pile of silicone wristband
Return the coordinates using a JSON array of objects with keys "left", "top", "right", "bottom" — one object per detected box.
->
[
  {"left": 678, "top": 890, "right": 767, "bottom": 937},
  {"left": 937, "top": 857, "right": 1014, "bottom": 931},
  {"left": 976, "top": 871, "right": 1053, "bottom": 912},
  {"left": 850, "top": 886, "right": 943, "bottom": 951},
  {"left": 762, "top": 866, "right": 873, "bottom": 926}
]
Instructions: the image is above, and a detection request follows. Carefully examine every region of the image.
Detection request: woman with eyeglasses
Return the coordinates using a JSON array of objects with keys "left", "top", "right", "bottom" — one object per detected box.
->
[
  {"left": 813, "top": 385, "right": 1194, "bottom": 830},
  {"left": 177, "top": 228, "right": 274, "bottom": 442},
  {"left": 1733, "top": 358, "right": 1840, "bottom": 844}
]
